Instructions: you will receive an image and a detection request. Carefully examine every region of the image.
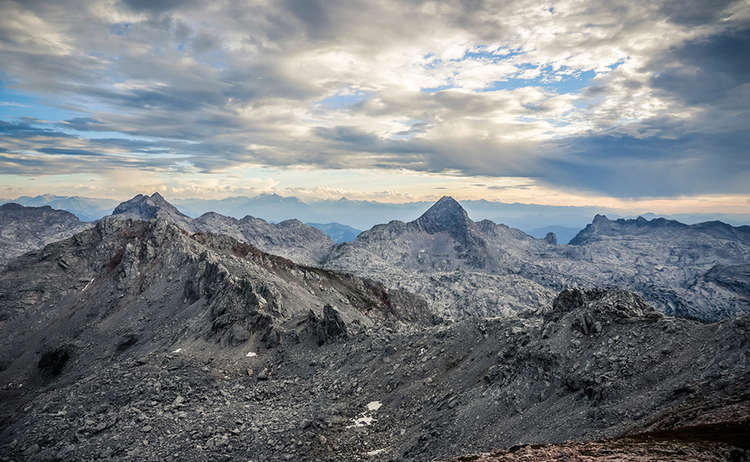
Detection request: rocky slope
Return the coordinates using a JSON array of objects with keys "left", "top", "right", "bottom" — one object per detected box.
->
[
  {"left": 0, "top": 203, "right": 92, "bottom": 267},
  {"left": 0, "top": 216, "right": 431, "bottom": 383},
  {"left": 324, "top": 196, "right": 750, "bottom": 321},
  {"left": 569, "top": 214, "right": 750, "bottom": 245},
  {"left": 1, "top": 286, "right": 747, "bottom": 461}
]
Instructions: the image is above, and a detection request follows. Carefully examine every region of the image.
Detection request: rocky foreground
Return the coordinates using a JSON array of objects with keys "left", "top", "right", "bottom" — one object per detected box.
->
[{"left": 1, "top": 286, "right": 748, "bottom": 461}]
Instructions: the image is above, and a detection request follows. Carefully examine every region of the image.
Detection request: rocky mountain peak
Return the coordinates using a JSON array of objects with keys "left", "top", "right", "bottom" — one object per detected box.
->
[
  {"left": 592, "top": 214, "right": 610, "bottom": 225},
  {"left": 414, "top": 196, "right": 473, "bottom": 236},
  {"left": 112, "top": 192, "right": 185, "bottom": 220}
]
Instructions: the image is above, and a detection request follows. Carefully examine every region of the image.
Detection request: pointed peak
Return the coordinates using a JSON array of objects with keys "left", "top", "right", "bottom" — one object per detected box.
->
[
  {"left": 425, "top": 196, "right": 466, "bottom": 216},
  {"left": 434, "top": 195, "right": 462, "bottom": 207},
  {"left": 415, "top": 196, "right": 472, "bottom": 236},
  {"left": 149, "top": 191, "right": 166, "bottom": 201}
]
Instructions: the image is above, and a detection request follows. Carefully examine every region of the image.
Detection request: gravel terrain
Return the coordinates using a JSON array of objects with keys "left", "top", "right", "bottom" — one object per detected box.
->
[{"left": 1, "top": 276, "right": 748, "bottom": 460}]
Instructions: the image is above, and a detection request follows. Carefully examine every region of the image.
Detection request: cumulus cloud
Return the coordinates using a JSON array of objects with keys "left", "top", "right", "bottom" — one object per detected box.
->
[{"left": 0, "top": 0, "right": 748, "bottom": 198}]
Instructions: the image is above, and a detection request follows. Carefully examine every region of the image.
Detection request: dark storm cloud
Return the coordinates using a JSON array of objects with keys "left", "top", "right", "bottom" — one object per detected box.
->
[
  {"left": 0, "top": 118, "right": 196, "bottom": 173},
  {"left": 0, "top": 119, "right": 74, "bottom": 137},
  {"left": 538, "top": 130, "right": 750, "bottom": 197},
  {"left": 37, "top": 147, "right": 103, "bottom": 156},
  {"left": 657, "top": 0, "right": 739, "bottom": 26},
  {"left": 649, "top": 27, "right": 750, "bottom": 106},
  {"left": 120, "top": 0, "right": 196, "bottom": 14}
]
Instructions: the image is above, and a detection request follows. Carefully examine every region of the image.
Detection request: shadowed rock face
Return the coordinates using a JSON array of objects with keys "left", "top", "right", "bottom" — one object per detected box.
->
[
  {"left": 304, "top": 304, "right": 348, "bottom": 345},
  {"left": 415, "top": 196, "right": 475, "bottom": 243}
]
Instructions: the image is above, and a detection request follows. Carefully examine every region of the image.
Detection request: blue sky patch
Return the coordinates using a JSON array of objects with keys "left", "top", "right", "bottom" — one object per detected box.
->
[
  {"left": 0, "top": 85, "right": 81, "bottom": 122},
  {"left": 316, "top": 89, "right": 371, "bottom": 109}
]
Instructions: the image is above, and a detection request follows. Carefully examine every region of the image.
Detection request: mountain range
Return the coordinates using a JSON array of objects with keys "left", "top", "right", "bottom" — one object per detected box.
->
[
  {"left": 324, "top": 196, "right": 750, "bottom": 321},
  {"left": 2, "top": 193, "right": 749, "bottom": 321},
  {"left": 5, "top": 193, "right": 749, "bottom": 243},
  {"left": 0, "top": 193, "right": 748, "bottom": 460}
]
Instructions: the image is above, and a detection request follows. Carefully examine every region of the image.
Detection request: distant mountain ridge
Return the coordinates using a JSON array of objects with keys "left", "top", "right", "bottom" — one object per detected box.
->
[
  {"left": 0, "top": 203, "right": 93, "bottom": 266},
  {"left": 4, "top": 193, "right": 749, "bottom": 235},
  {"left": 307, "top": 222, "right": 361, "bottom": 243},
  {"left": 570, "top": 214, "right": 750, "bottom": 245},
  {"left": 0, "top": 195, "right": 118, "bottom": 221},
  {"left": 109, "top": 193, "right": 334, "bottom": 265},
  {"left": 2, "top": 193, "right": 749, "bottom": 321},
  {"left": 324, "top": 197, "right": 750, "bottom": 320}
]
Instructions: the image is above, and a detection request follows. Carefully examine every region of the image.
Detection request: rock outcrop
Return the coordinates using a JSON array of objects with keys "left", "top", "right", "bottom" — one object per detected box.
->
[{"left": 304, "top": 304, "right": 348, "bottom": 345}]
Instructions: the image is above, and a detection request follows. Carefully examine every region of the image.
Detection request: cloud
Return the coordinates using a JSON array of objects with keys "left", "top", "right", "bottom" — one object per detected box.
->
[
  {"left": 649, "top": 27, "right": 750, "bottom": 106},
  {"left": 0, "top": 0, "right": 748, "bottom": 199},
  {"left": 539, "top": 130, "right": 750, "bottom": 197}
]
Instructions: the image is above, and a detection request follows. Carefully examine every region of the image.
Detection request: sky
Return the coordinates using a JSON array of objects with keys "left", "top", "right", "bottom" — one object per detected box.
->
[{"left": 0, "top": 0, "right": 749, "bottom": 214}]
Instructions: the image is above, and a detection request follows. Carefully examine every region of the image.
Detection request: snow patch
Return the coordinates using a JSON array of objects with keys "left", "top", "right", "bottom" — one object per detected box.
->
[
  {"left": 366, "top": 401, "right": 382, "bottom": 411},
  {"left": 172, "top": 348, "right": 182, "bottom": 354},
  {"left": 245, "top": 351, "right": 257, "bottom": 358},
  {"left": 349, "top": 415, "right": 375, "bottom": 428},
  {"left": 347, "top": 401, "right": 383, "bottom": 429},
  {"left": 366, "top": 448, "right": 387, "bottom": 456}
]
